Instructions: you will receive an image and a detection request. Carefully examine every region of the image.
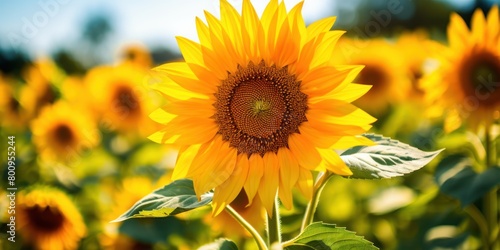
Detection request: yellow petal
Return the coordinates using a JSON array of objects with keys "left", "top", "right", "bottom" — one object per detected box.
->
[
  {"left": 471, "top": 8, "right": 486, "bottom": 43},
  {"left": 195, "top": 17, "right": 212, "bottom": 49},
  {"left": 149, "top": 108, "right": 176, "bottom": 125},
  {"left": 176, "top": 36, "right": 204, "bottom": 66},
  {"left": 310, "top": 30, "right": 344, "bottom": 68},
  {"left": 192, "top": 139, "right": 237, "bottom": 196},
  {"left": 306, "top": 16, "right": 337, "bottom": 42},
  {"left": 220, "top": 0, "right": 243, "bottom": 58},
  {"left": 300, "top": 66, "right": 351, "bottom": 96},
  {"left": 244, "top": 154, "right": 264, "bottom": 205},
  {"left": 317, "top": 148, "right": 352, "bottom": 176},
  {"left": 448, "top": 13, "right": 470, "bottom": 49},
  {"left": 486, "top": 6, "right": 499, "bottom": 43},
  {"left": 277, "top": 147, "right": 299, "bottom": 209},
  {"left": 299, "top": 122, "right": 348, "bottom": 148},
  {"left": 288, "top": 1, "right": 307, "bottom": 47},
  {"left": 148, "top": 70, "right": 207, "bottom": 100},
  {"left": 258, "top": 153, "right": 279, "bottom": 216},
  {"left": 327, "top": 83, "right": 372, "bottom": 103},
  {"left": 160, "top": 116, "right": 218, "bottom": 145},
  {"left": 172, "top": 144, "right": 202, "bottom": 180},
  {"left": 273, "top": 14, "right": 300, "bottom": 67},
  {"left": 242, "top": 0, "right": 264, "bottom": 62},
  {"left": 212, "top": 153, "right": 249, "bottom": 216},
  {"left": 296, "top": 167, "right": 313, "bottom": 200},
  {"left": 288, "top": 133, "right": 322, "bottom": 170},
  {"left": 154, "top": 63, "right": 216, "bottom": 95},
  {"left": 163, "top": 98, "right": 214, "bottom": 117}
]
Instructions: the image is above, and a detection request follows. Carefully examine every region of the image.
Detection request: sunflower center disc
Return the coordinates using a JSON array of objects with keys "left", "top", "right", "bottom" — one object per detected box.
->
[
  {"left": 214, "top": 61, "right": 308, "bottom": 156},
  {"left": 356, "top": 65, "right": 387, "bottom": 94},
  {"left": 26, "top": 205, "right": 65, "bottom": 231},
  {"left": 114, "top": 85, "right": 140, "bottom": 116},
  {"left": 462, "top": 51, "right": 500, "bottom": 106},
  {"left": 54, "top": 124, "right": 74, "bottom": 146}
]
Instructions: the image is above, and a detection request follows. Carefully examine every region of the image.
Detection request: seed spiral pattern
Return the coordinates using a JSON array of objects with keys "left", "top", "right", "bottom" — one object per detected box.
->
[{"left": 214, "top": 61, "right": 308, "bottom": 156}]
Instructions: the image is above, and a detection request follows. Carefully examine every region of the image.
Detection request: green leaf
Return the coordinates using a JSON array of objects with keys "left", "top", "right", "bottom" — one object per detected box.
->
[
  {"left": 340, "top": 134, "right": 443, "bottom": 179},
  {"left": 284, "top": 222, "right": 378, "bottom": 250},
  {"left": 435, "top": 154, "right": 500, "bottom": 207},
  {"left": 198, "top": 238, "right": 238, "bottom": 250},
  {"left": 112, "top": 179, "right": 212, "bottom": 222},
  {"left": 426, "top": 231, "right": 470, "bottom": 249}
]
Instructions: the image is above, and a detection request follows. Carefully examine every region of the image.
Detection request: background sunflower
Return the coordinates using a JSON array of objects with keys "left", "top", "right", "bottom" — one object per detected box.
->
[
  {"left": 17, "top": 186, "right": 86, "bottom": 250},
  {"left": 420, "top": 6, "right": 500, "bottom": 131}
]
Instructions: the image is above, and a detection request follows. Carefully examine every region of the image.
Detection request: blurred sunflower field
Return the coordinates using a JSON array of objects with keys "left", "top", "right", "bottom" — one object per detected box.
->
[{"left": 0, "top": 0, "right": 499, "bottom": 249}]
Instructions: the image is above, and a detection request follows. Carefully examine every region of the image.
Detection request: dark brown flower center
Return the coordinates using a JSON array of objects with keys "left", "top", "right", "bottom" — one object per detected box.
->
[
  {"left": 113, "top": 85, "right": 140, "bottom": 117},
  {"left": 214, "top": 61, "right": 308, "bottom": 156},
  {"left": 26, "top": 205, "right": 65, "bottom": 232},
  {"left": 460, "top": 51, "right": 500, "bottom": 107},
  {"left": 53, "top": 124, "right": 74, "bottom": 146},
  {"left": 356, "top": 65, "right": 388, "bottom": 95},
  {"left": 8, "top": 97, "right": 20, "bottom": 113}
]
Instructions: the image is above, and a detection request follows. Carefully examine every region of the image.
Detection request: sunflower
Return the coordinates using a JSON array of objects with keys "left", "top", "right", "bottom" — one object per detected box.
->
[
  {"left": 149, "top": 0, "right": 375, "bottom": 215},
  {"left": 333, "top": 37, "right": 412, "bottom": 115},
  {"left": 395, "top": 31, "right": 434, "bottom": 101},
  {"left": 85, "top": 63, "right": 160, "bottom": 136},
  {"left": 100, "top": 177, "right": 157, "bottom": 250},
  {"left": 420, "top": 6, "right": 500, "bottom": 130},
  {"left": 20, "top": 59, "right": 63, "bottom": 118},
  {"left": 120, "top": 44, "right": 153, "bottom": 68},
  {"left": 31, "top": 101, "right": 99, "bottom": 163},
  {"left": 0, "top": 75, "right": 30, "bottom": 129},
  {"left": 17, "top": 186, "right": 86, "bottom": 250}
]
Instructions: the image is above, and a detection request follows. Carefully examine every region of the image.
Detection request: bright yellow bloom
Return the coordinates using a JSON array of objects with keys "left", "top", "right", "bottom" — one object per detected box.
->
[
  {"left": 421, "top": 6, "right": 500, "bottom": 131},
  {"left": 333, "top": 37, "right": 412, "bottom": 115},
  {"left": 100, "top": 177, "right": 157, "bottom": 250},
  {"left": 0, "top": 75, "right": 30, "bottom": 129},
  {"left": 17, "top": 187, "right": 86, "bottom": 250},
  {"left": 31, "top": 101, "right": 99, "bottom": 163},
  {"left": 120, "top": 44, "right": 153, "bottom": 68},
  {"left": 395, "top": 31, "right": 434, "bottom": 101},
  {"left": 85, "top": 63, "right": 160, "bottom": 136},
  {"left": 150, "top": 0, "right": 375, "bottom": 215},
  {"left": 20, "top": 59, "right": 63, "bottom": 118}
]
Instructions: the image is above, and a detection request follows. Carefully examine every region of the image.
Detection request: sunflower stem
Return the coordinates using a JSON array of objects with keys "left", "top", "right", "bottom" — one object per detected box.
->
[
  {"left": 464, "top": 205, "right": 489, "bottom": 250},
  {"left": 483, "top": 125, "right": 498, "bottom": 248},
  {"left": 301, "top": 171, "right": 332, "bottom": 232},
  {"left": 225, "top": 205, "right": 268, "bottom": 250},
  {"left": 266, "top": 196, "right": 281, "bottom": 246}
]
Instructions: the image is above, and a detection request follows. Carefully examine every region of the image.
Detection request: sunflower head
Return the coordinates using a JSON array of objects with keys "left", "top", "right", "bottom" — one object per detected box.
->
[
  {"left": 20, "top": 59, "right": 63, "bottom": 118},
  {"left": 31, "top": 101, "right": 99, "bottom": 164},
  {"left": 17, "top": 186, "right": 86, "bottom": 250},
  {"left": 395, "top": 31, "right": 435, "bottom": 101},
  {"left": 420, "top": 6, "right": 500, "bottom": 131},
  {"left": 0, "top": 75, "right": 30, "bottom": 129},
  {"left": 333, "top": 37, "right": 412, "bottom": 115},
  {"left": 150, "top": 0, "right": 375, "bottom": 215},
  {"left": 85, "top": 64, "right": 161, "bottom": 135},
  {"left": 120, "top": 44, "right": 153, "bottom": 68}
]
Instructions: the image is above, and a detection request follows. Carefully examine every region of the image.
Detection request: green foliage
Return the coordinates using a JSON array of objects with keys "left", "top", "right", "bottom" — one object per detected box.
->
[
  {"left": 112, "top": 179, "right": 213, "bottom": 222},
  {"left": 284, "top": 222, "right": 378, "bottom": 250},
  {"left": 198, "top": 239, "right": 239, "bottom": 250},
  {"left": 435, "top": 154, "right": 500, "bottom": 207},
  {"left": 341, "top": 134, "right": 443, "bottom": 179}
]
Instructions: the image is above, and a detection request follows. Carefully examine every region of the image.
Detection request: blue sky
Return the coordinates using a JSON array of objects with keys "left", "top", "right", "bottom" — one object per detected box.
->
[{"left": 0, "top": 0, "right": 336, "bottom": 57}]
